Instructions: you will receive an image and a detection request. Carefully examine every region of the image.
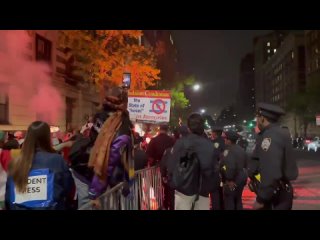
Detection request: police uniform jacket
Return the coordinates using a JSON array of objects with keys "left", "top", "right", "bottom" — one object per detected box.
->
[
  {"left": 220, "top": 144, "right": 247, "bottom": 184},
  {"left": 212, "top": 136, "right": 225, "bottom": 156},
  {"left": 248, "top": 123, "right": 298, "bottom": 204}
]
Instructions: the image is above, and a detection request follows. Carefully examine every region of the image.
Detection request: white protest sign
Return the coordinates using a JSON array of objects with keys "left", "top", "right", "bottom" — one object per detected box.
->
[
  {"left": 14, "top": 174, "right": 48, "bottom": 203},
  {"left": 128, "top": 90, "right": 171, "bottom": 123}
]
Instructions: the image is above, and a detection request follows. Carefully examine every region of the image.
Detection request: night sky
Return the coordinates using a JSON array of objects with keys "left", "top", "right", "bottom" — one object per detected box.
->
[{"left": 172, "top": 30, "right": 271, "bottom": 116}]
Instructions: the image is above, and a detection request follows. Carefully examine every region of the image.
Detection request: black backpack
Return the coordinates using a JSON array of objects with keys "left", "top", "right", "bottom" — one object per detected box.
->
[{"left": 169, "top": 139, "right": 201, "bottom": 196}]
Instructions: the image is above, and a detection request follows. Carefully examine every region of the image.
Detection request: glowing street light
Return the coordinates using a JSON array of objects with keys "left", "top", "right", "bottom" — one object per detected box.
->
[
  {"left": 243, "top": 120, "right": 247, "bottom": 124},
  {"left": 200, "top": 109, "right": 206, "bottom": 114},
  {"left": 193, "top": 84, "right": 201, "bottom": 91}
]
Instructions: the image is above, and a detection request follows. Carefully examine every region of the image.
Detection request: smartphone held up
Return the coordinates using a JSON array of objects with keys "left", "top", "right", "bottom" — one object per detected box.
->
[{"left": 123, "top": 72, "right": 131, "bottom": 89}]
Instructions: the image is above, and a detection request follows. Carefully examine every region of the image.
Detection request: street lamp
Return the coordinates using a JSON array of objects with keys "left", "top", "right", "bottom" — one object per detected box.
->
[
  {"left": 243, "top": 120, "right": 247, "bottom": 124},
  {"left": 193, "top": 84, "right": 201, "bottom": 91},
  {"left": 200, "top": 109, "right": 206, "bottom": 114}
]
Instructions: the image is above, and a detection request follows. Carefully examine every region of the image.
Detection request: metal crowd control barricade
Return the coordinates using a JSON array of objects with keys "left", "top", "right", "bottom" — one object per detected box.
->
[
  {"left": 135, "top": 166, "right": 163, "bottom": 210},
  {"left": 79, "top": 166, "right": 163, "bottom": 210}
]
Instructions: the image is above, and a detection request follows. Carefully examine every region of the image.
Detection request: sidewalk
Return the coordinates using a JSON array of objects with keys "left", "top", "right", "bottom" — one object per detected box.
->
[
  {"left": 292, "top": 159, "right": 320, "bottom": 210},
  {"left": 243, "top": 157, "right": 320, "bottom": 210}
]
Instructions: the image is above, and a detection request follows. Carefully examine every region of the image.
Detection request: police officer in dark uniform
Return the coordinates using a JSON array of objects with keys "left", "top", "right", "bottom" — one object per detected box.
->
[
  {"left": 210, "top": 125, "right": 225, "bottom": 210},
  {"left": 248, "top": 103, "right": 298, "bottom": 210},
  {"left": 220, "top": 131, "right": 247, "bottom": 210},
  {"left": 211, "top": 126, "right": 225, "bottom": 154}
]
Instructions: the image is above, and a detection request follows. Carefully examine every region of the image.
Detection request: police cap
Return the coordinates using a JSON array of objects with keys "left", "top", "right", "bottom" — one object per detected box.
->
[
  {"left": 256, "top": 102, "right": 285, "bottom": 121},
  {"left": 225, "top": 131, "right": 239, "bottom": 142}
]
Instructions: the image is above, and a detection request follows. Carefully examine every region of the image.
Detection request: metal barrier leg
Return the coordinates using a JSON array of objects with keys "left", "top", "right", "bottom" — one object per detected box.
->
[{"left": 81, "top": 167, "right": 163, "bottom": 210}]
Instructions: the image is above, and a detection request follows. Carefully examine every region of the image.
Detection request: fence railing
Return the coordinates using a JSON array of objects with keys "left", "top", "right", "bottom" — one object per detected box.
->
[{"left": 79, "top": 166, "right": 163, "bottom": 210}]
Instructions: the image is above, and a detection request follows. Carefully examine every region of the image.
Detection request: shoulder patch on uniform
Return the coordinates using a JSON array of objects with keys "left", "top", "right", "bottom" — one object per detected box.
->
[
  {"left": 214, "top": 142, "right": 219, "bottom": 149},
  {"left": 223, "top": 149, "right": 229, "bottom": 157},
  {"left": 261, "top": 138, "right": 271, "bottom": 151}
]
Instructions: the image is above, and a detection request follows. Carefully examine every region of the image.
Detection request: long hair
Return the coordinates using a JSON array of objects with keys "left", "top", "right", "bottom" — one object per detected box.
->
[{"left": 10, "top": 121, "right": 55, "bottom": 193}]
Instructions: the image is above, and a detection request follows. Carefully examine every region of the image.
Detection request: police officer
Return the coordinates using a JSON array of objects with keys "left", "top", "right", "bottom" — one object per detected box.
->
[
  {"left": 210, "top": 125, "right": 225, "bottom": 210},
  {"left": 248, "top": 103, "right": 298, "bottom": 210},
  {"left": 220, "top": 131, "right": 247, "bottom": 210},
  {"left": 211, "top": 126, "right": 225, "bottom": 154}
]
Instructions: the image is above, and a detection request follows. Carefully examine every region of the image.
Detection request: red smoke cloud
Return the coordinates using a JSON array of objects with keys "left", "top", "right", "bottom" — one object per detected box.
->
[{"left": 0, "top": 30, "right": 64, "bottom": 124}]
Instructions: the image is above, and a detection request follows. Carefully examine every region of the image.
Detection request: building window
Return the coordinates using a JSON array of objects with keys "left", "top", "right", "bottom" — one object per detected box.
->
[
  {"left": 0, "top": 85, "right": 9, "bottom": 124},
  {"left": 267, "top": 42, "right": 270, "bottom": 47},
  {"left": 274, "top": 49, "right": 277, "bottom": 53},
  {"left": 292, "top": 51, "right": 294, "bottom": 59},
  {"left": 35, "top": 34, "right": 52, "bottom": 63},
  {"left": 267, "top": 49, "right": 271, "bottom": 53}
]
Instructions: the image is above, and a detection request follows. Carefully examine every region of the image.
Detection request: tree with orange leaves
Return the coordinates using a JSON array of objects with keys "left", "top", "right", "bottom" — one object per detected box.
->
[{"left": 58, "top": 30, "right": 160, "bottom": 92}]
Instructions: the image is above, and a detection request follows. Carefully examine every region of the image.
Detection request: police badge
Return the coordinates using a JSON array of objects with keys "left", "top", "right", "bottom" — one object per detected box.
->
[{"left": 261, "top": 138, "right": 271, "bottom": 151}]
